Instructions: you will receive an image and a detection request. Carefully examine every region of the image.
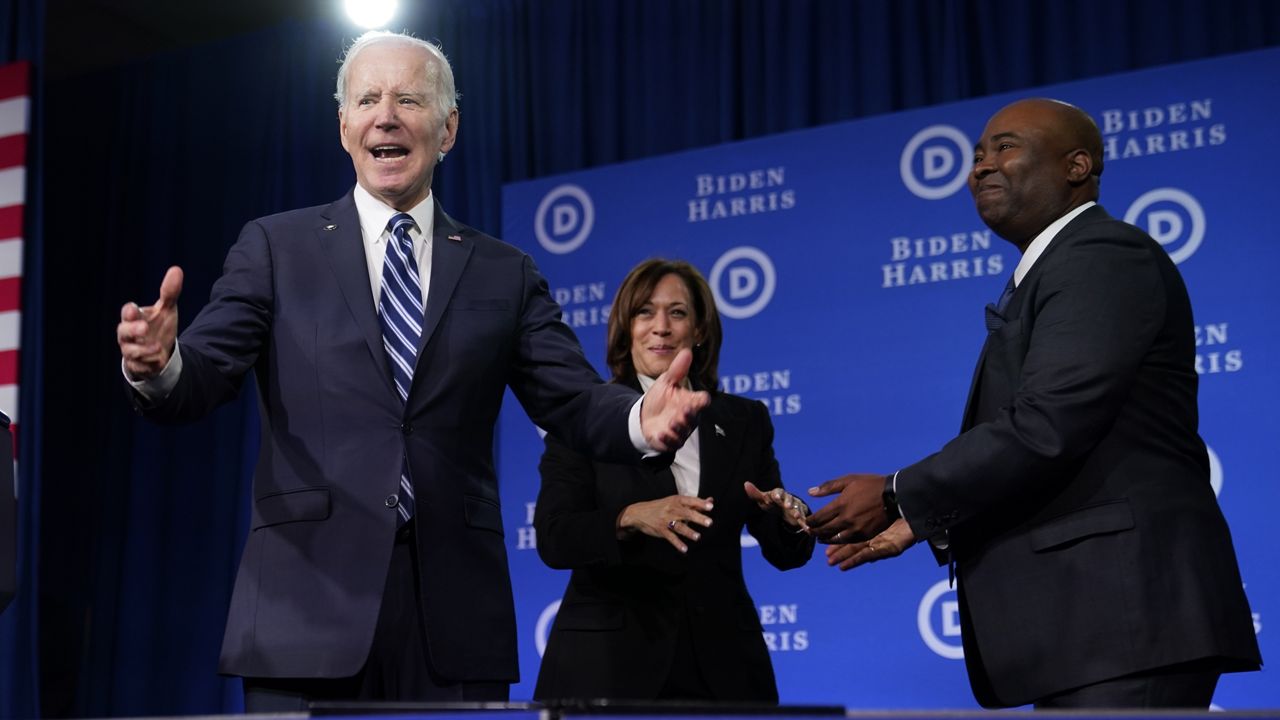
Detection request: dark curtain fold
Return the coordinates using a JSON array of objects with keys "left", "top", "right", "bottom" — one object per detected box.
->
[
  {"left": 31, "top": 0, "right": 1280, "bottom": 716},
  {"left": 0, "top": 0, "right": 43, "bottom": 717}
]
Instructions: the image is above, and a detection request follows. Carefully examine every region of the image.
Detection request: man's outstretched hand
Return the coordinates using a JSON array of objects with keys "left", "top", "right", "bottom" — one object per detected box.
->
[
  {"left": 639, "top": 348, "right": 710, "bottom": 452},
  {"left": 118, "top": 266, "right": 183, "bottom": 380},
  {"left": 805, "top": 472, "right": 893, "bottom": 543}
]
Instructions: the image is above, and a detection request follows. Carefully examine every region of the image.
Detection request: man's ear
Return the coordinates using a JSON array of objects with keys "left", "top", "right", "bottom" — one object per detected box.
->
[
  {"left": 439, "top": 107, "right": 460, "bottom": 155},
  {"left": 338, "top": 108, "right": 350, "bottom": 153},
  {"left": 1065, "top": 148, "right": 1093, "bottom": 184}
]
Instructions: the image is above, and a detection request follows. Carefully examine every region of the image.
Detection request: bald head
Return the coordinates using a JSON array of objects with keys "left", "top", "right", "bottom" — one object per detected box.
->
[
  {"left": 1022, "top": 98, "right": 1104, "bottom": 182},
  {"left": 968, "top": 97, "right": 1104, "bottom": 249}
]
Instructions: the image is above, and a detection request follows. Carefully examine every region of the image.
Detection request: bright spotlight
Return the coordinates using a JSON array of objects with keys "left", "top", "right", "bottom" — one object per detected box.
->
[{"left": 345, "top": 0, "right": 398, "bottom": 29}]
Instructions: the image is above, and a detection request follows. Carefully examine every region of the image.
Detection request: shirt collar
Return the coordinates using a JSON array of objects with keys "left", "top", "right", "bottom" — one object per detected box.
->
[
  {"left": 636, "top": 373, "right": 694, "bottom": 392},
  {"left": 353, "top": 184, "right": 436, "bottom": 243},
  {"left": 1013, "top": 201, "right": 1096, "bottom": 286}
]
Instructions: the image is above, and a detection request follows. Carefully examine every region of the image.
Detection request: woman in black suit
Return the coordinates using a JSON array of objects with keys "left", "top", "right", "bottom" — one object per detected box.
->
[{"left": 533, "top": 259, "right": 814, "bottom": 703}]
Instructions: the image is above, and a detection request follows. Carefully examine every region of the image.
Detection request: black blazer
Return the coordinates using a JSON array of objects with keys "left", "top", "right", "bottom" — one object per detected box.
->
[
  {"left": 134, "top": 191, "right": 640, "bottom": 682},
  {"left": 533, "top": 390, "right": 813, "bottom": 701},
  {"left": 899, "top": 205, "right": 1261, "bottom": 706}
]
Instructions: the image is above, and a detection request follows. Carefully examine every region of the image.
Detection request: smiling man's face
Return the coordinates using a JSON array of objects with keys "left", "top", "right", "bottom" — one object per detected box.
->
[
  {"left": 968, "top": 98, "right": 1099, "bottom": 249},
  {"left": 339, "top": 41, "right": 457, "bottom": 211}
]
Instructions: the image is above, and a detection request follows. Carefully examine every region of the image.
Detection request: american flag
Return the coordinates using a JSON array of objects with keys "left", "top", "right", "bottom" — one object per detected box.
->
[{"left": 0, "top": 61, "right": 28, "bottom": 446}]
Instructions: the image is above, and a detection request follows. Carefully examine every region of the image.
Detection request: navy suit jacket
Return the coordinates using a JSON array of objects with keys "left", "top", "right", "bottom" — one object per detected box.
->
[
  {"left": 898, "top": 206, "right": 1261, "bottom": 706},
  {"left": 138, "top": 190, "right": 640, "bottom": 682},
  {"left": 532, "top": 389, "right": 812, "bottom": 701}
]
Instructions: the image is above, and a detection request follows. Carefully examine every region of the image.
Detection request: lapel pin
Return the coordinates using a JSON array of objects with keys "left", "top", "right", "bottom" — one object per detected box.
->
[
  {"left": 323, "top": 224, "right": 337, "bottom": 231},
  {"left": 714, "top": 424, "right": 725, "bottom": 437},
  {"left": 448, "top": 234, "right": 462, "bottom": 243}
]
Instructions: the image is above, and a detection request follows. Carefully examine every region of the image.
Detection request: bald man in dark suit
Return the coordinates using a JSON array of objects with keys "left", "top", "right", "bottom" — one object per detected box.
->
[{"left": 806, "top": 98, "right": 1260, "bottom": 708}]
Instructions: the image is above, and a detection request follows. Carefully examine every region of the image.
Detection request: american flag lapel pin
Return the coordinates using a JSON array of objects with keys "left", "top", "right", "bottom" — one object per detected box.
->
[{"left": 448, "top": 234, "right": 462, "bottom": 243}]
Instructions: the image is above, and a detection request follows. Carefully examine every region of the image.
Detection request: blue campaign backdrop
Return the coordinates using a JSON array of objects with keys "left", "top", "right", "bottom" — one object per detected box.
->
[{"left": 497, "top": 48, "right": 1277, "bottom": 708}]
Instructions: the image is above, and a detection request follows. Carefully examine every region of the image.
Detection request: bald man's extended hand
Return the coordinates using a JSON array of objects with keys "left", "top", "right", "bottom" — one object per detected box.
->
[{"left": 118, "top": 266, "right": 183, "bottom": 380}]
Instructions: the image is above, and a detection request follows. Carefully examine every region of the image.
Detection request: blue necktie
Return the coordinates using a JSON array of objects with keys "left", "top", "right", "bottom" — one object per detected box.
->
[
  {"left": 378, "top": 213, "right": 423, "bottom": 525},
  {"left": 984, "top": 277, "right": 1016, "bottom": 332}
]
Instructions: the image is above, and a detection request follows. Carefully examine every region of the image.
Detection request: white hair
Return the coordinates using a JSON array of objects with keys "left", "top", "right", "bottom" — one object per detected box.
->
[{"left": 334, "top": 31, "right": 459, "bottom": 124}]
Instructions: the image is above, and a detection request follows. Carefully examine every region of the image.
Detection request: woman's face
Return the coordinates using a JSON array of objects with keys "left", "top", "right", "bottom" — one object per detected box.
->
[{"left": 629, "top": 273, "right": 698, "bottom": 379}]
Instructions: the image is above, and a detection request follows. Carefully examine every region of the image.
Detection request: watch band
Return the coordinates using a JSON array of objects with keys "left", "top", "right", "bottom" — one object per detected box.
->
[{"left": 882, "top": 474, "right": 902, "bottom": 520}]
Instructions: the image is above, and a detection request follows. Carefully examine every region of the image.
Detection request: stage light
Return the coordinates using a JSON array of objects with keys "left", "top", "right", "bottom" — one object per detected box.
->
[{"left": 345, "top": 0, "right": 398, "bottom": 29}]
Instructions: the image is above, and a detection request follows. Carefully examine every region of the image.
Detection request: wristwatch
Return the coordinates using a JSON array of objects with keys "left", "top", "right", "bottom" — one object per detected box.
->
[{"left": 882, "top": 474, "right": 902, "bottom": 520}]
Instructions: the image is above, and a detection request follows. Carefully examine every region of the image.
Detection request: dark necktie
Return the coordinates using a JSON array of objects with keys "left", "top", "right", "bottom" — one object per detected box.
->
[
  {"left": 984, "top": 277, "right": 1016, "bottom": 332},
  {"left": 378, "top": 213, "right": 423, "bottom": 525}
]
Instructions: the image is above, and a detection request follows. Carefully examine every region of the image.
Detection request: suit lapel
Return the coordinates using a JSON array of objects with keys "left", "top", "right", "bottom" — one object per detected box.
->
[
  {"left": 960, "top": 205, "right": 1110, "bottom": 430},
  {"left": 1004, "top": 204, "right": 1107, "bottom": 301},
  {"left": 417, "top": 199, "right": 474, "bottom": 359},
  {"left": 317, "top": 191, "right": 396, "bottom": 397},
  {"left": 960, "top": 344, "right": 989, "bottom": 432},
  {"left": 695, "top": 397, "right": 737, "bottom": 500}
]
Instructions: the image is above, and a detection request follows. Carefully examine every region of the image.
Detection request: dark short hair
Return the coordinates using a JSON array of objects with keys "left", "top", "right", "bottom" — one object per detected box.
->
[{"left": 605, "top": 259, "right": 722, "bottom": 391}]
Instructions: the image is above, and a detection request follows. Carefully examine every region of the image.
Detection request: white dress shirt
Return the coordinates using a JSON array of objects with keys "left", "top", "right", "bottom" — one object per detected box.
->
[{"left": 353, "top": 184, "right": 435, "bottom": 309}]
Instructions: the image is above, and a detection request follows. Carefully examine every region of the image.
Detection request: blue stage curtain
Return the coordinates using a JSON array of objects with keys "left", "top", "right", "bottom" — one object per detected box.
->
[
  {"left": 0, "top": 0, "right": 43, "bottom": 717},
  {"left": 33, "top": 0, "right": 1280, "bottom": 716}
]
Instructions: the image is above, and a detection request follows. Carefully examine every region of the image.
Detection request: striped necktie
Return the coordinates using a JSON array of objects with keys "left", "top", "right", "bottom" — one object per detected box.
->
[
  {"left": 984, "top": 277, "right": 1016, "bottom": 333},
  {"left": 378, "top": 212, "right": 423, "bottom": 525}
]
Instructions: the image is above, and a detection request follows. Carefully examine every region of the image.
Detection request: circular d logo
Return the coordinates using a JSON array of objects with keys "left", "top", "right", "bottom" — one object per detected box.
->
[
  {"left": 710, "top": 246, "right": 777, "bottom": 320},
  {"left": 534, "top": 599, "right": 561, "bottom": 657},
  {"left": 900, "top": 125, "right": 973, "bottom": 200},
  {"left": 534, "top": 184, "right": 595, "bottom": 255},
  {"left": 1206, "top": 444, "right": 1223, "bottom": 498},
  {"left": 1123, "top": 187, "right": 1205, "bottom": 265},
  {"left": 917, "top": 579, "right": 965, "bottom": 659}
]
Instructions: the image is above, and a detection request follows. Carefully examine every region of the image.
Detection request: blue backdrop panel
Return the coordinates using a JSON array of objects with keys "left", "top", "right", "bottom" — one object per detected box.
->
[{"left": 498, "top": 48, "right": 1278, "bottom": 708}]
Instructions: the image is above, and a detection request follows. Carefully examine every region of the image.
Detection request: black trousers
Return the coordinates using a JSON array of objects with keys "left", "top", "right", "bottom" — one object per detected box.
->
[
  {"left": 1034, "top": 659, "right": 1221, "bottom": 710},
  {"left": 243, "top": 524, "right": 508, "bottom": 712}
]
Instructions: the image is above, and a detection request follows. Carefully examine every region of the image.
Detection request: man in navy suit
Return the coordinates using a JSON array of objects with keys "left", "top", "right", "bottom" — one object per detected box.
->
[
  {"left": 115, "top": 31, "right": 708, "bottom": 710},
  {"left": 806, "top": 98, "right": 1260, "bottom": 708}
]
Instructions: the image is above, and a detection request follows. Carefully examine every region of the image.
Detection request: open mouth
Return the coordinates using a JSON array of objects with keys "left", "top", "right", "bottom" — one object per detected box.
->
[{"left": 371, "top": 145, "right": 409, "bottom": 160}]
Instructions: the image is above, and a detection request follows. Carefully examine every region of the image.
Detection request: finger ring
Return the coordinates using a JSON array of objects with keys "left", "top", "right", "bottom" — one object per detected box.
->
[
  {"left": 667, "top": 520, "right": 677, "bottom": 530},
  {"left": 867, "top": 542, "right": 876, "bottom": 553},
  {"left": 833, "top": 530, "right": 842, "bottom": 541}
]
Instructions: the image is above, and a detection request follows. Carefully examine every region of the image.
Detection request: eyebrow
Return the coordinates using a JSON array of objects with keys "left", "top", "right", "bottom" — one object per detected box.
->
[
  {"left": 355, "top": 89, "right": 426, "bottom": 98},
  {"left": 977, "top": 130, "right": 1018, "bottom": 146},
  {"left": 975, "top": 131, "right": 1020, "bottom": 152}
]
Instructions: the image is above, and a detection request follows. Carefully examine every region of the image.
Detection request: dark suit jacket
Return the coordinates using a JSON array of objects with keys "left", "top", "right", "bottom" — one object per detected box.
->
[
  {"left": 898, "top": 205, "right": 1261, "bottom": 706},
  {"left": 532, "top": 390, "right": 812, "bottom": 701},
  {"left": 136, "top": 190, "right": 640, "bottom": 682}
]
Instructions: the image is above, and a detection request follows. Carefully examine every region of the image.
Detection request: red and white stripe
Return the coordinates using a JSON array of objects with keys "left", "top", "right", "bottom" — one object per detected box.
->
[{"left": 0, "top": 61, "right": 29, "bottom": 448}]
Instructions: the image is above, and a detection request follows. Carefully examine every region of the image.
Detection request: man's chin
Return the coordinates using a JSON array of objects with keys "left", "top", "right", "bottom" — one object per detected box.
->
[
  {"left": 366, "top": 180, "right": 429, "bottom": 209},
  {"left": 975, "top": 205, "right": 1006, "bottom": 232}
]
